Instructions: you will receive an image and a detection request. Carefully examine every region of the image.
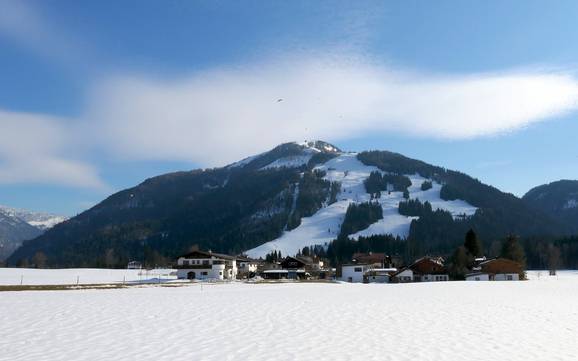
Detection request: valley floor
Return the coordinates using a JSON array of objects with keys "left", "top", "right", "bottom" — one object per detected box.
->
[{"left": 1, "top": 271, "right": 577, "bottom": 361}]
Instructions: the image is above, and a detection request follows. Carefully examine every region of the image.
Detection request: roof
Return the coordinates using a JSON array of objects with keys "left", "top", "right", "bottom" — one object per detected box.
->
[
  {"left": 177, "top": 250, "right": 236, "bottom": 260},
  {"left": 352, "top": 252, "right": 388, "bottom": 264},
  {"left": 409, "top": 256, "right": 447, "bottom": 275},
  {"left": 465, "top": 272, "right": 489, "bottom": 277},
  {"left": 480, "top": 258, "right": 522, "bottom": 275},
  {"left": 391, "top": 267, "right": 413, "bottom": 277},
  {"left": 236, "top": 256, "right": 259, "bottom": 263}
]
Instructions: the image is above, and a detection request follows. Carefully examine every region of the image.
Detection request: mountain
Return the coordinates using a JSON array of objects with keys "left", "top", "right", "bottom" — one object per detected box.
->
[
  {"left": 0, "top": 206, "right": 66, "bottom": 261},
  {"left": 7, "top": 141, "right": 567, "bottom": 267},
  {"left": 523, "top": 180, "right": 578, "bottom": 232},
  {"left": 0, "top": 206, "right": 67, "bottom": 231}
]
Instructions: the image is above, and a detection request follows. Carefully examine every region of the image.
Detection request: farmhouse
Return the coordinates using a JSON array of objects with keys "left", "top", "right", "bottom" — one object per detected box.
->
[
  {"left": 351, "top": 252, "right": 393, "bottom": 268},
  {"left": 466, "top": 258, "right": 523, "bottom": 281},
  {"left": 341, "top": 264, "right": 370, "bottom": 283},
  {"left": 409, "top": 256, "right": 449, "bottom": 282},
  {"left": 236, "top": 256, "right": 260, "bottom": 278},
  {"left": 391, "top": 268, "right": 414, "bottom": 283},
  {"left": 365, "top": 268, "right": 397, "bottom": 283},
  {"left": 176, "top": 250, "right": 237, "bottom": 280}
]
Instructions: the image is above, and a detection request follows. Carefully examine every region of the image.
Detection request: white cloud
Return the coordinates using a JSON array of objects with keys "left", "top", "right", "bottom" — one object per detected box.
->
[
  {"left": 0, "top": 0, "right": 92, "bottom": 70},
  {"left": 86, "top": 56, "right": 578, "bottom": 166},
  {"left": 2, "top": 54, "right": 578, "bottom": 189},
  {"left": 0, "top": 110, "right": 107, "bottom": 190}
]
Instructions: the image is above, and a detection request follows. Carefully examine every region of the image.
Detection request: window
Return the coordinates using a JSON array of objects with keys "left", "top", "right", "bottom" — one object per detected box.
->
[
  {"left": 203, "top": 260, "right": 209, "bottom": 265},
  {"left": 201, "top": 272, "right": 208, "bottom": 276},
  {"left": 219, "top": 271, "right": 223, "bottom": 276},
  {"left": 507, "top": 275, "right": 513, "bottom": 281},
  {"left": 354, "top": 267, "right": 362, "bottom": 272},
  {"left": 183, "top": 260, "right": 190, "bottom": 266}
]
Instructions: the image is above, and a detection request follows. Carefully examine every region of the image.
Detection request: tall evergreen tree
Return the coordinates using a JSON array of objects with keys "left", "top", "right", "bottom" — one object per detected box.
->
[
  {"left": 501, "top": 234, "right": 526, "bottom": 269},
  {"left": 464, "top": 229, "right": 483, "bottom": 257}
]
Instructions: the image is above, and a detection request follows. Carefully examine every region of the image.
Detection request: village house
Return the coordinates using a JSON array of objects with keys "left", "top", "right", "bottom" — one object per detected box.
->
[
  {"left": 351, "top": 252, "right": 394, "bottom": 268},
  {"left": 466, "top": 258, "right": 523, "bottom": 281},
  {"left": 341, "top": 264, "right": 370, "bottom": 283},
  {"left": 390, "top": 267, "right": 414, "bottom": 283},
  {"left": 176, "top": 250, "right": 237, "bottom": 280},
  {"left": 364, "top": 268, "right": 398, "bottom": 283},
  {"left": 236, "top": 256, "right": 260, "bottom": 278},
  {"left": 409, "top": 256, "right": 449, "bottom": 282},
  {"left": 262, "top": 256, "right": 310, "bottom": 280}
]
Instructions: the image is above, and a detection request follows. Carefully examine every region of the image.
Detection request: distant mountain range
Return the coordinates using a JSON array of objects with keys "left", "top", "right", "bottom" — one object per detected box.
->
[
  {"left": 6, "top": 141, "right": 577, "bottom": 267},
  {"left": 0, "top": 206, "right": 66, "bottom": 261}
]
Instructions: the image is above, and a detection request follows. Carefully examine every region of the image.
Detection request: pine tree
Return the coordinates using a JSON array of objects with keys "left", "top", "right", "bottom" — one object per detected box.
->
[
  {"left": 501, "top": 235, "right": 526, "bottom": 269},
  {"left": 449, "top": 246, "right": 469, "bottom": 280},
  {"left": 464, "top": 229, "right": 483, "bottom": 257}
]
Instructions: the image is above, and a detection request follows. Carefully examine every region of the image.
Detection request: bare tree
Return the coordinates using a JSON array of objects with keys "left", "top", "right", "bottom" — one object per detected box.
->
[
  {"left": 548, "top": 244, "right": 561, "bottom": 276},
  {"left": 32, "top": 251, "right": 47, "bottom": 268}
]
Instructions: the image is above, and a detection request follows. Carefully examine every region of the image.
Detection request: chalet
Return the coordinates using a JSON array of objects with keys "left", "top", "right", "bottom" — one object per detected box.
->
[
  {"left": 409, "top": 256, "right": 449, "bottom": 282},
  {"left": 294, "top": 256, "right": 324, "bottom": 271},
  {"left": 236, "top": 256, "right": 260, "bottom": 278},
  {"left": 280, "top": 256, "right": 307, "bottom": 270},
  {"left": 364, "top": 268, "right": 397, "bottom": 283},
  {"left": 390, "top": 268, "right": 414, "bottom": 283},
  {"left": 262, "top": 269, "right": 308, "bottom": 280},
  {"left": 260, "top": 256, "right": 310, "bottom": 280},
  {"left": 341, "top": 264, "right": 370, "bottom": 283},
  {"left": 466, "top": 258, "right": 523, "bottom": 281},
  {"left": 352, "top": 252, "right": 393, "bottom": 268},
  {"left": 176, "top": 250, "right": 237, "bottom": 280}
]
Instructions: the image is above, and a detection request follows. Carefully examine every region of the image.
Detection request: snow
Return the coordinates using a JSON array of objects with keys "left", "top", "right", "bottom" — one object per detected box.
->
[
  {"left": 1, "top": 272, "right": 578, "bottom": 361},
  {"left": 0, "top": 205, "right": 66, "bottom": 230},
  {"left": 0, "top": 268, "right": 176, "bottom": 285},
  {"left": 246, "top": 153, "right": 476, "bottom": 258},
  {"left": 563, "top": 199, "right": 578, "bottom": 209},
  {"left": 260, "top": 154, "right": 313, "bottom": 170}
]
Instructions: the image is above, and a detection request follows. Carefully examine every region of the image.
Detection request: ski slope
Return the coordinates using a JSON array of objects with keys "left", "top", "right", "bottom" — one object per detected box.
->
[
  {"left": 246, "top": 153, "right": 477, "bottom": 258},
  {"left": 1, "top": 273, "right": 577, "bottom": 361}
]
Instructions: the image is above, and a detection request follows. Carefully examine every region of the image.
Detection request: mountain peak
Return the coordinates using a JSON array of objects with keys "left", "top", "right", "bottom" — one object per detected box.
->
[{"left": 295, "top": 140, "right": 342, "bottom": 153}]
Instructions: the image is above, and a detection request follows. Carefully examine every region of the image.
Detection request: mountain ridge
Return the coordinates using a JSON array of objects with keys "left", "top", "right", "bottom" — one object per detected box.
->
[{"left": 7, "top": 141, "right": 569, "bottom": 267}]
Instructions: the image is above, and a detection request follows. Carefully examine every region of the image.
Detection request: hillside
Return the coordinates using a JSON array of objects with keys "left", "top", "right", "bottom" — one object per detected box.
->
[
  {"left": 523, "top": 180, "right": 578, "bottom": 232},
  {"left": 7, "top": 141, "right": 567, "bottom": 267}
]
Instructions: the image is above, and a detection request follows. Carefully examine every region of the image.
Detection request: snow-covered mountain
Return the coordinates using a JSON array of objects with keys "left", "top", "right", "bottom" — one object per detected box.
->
[
  {"left": 7, "top": 140, "right": 564, "bottom": 267},
  {"left": 0, "top": 206, "right": 66, "bottom": 261},
  {"left": 246, "top": 152, "right": 477, "bottom": 258},
  {"left": 0, "top": 205, "right": 67, "bottom": 231}
]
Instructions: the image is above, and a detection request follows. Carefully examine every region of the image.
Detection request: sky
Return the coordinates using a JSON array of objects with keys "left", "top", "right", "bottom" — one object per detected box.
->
[{"left": 1, "top": 0, "right": 578, "bottom": 216}]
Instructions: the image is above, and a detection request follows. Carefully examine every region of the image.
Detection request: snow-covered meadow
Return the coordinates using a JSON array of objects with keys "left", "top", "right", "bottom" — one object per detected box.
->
[
  {"left": 0, "top": 268, "right": 176, "bottom": 285},
  {"left": 1, "top": 271, "right": 577, "bottom": 361}
]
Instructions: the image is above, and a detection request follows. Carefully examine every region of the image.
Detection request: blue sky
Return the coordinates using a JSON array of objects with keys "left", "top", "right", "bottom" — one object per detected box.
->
[{"left": 1, "top": 0, "right": 578, "bottom": 216}]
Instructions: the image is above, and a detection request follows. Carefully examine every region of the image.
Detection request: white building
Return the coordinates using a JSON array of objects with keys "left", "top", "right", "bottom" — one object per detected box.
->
[
  {"left": 236, "top": 257, "right": 260, "bottom": 278},
  {"left": 341, "top": 264, "right": 370, "bottom": 283},
  {"left": 391, "top": 268, "right": 414, "bottom": 283},
  {"left": 365, "top": 268, "right": 397, "bottom": 283},
  {"left": 176, "top": 250, "right": 237, "bottom": 280},
  {"left": 465, "top": 272, "right": 490, "bottom": 281},
  {"left": 467, "top": 258, "right": 522, "bottom": 281}
]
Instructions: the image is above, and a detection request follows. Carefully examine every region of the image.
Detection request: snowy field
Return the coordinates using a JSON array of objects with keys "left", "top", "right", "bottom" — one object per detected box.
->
[
  {"left": 0, "top": 268, "right": 176, "bottom": 285},
  {"left": 1, "top": 271, "right": 577, "bottom": 361}
]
